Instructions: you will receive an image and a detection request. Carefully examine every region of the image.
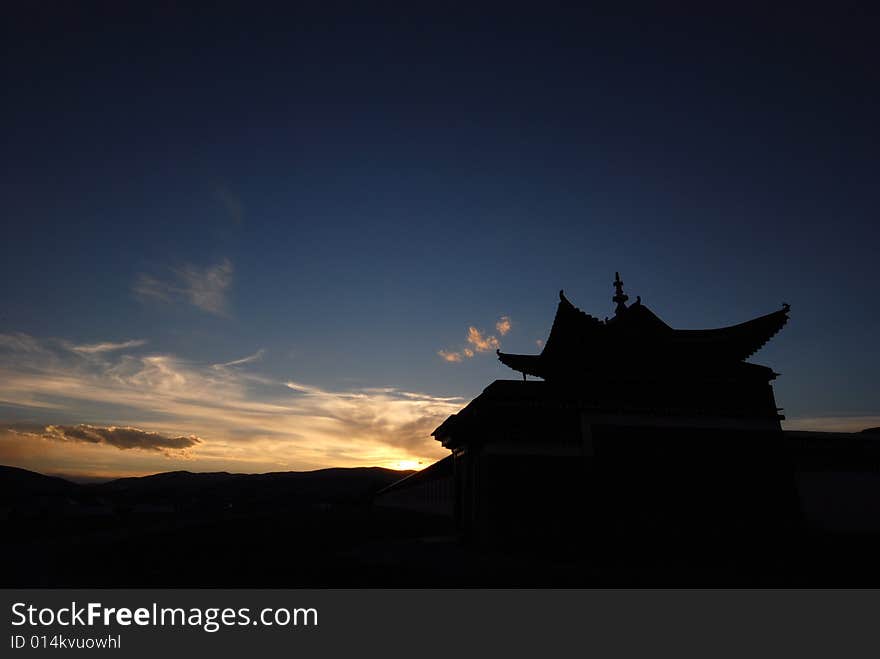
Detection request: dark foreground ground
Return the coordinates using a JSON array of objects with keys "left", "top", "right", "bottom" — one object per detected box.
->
[{"left": 3, "top": 465, "right": 880, "bottom": 587}]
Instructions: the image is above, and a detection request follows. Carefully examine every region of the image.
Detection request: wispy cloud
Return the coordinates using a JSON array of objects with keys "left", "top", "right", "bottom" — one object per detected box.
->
[
  {"left": 438, "top": 316, "right": 511, "bottom": 364},
  {"left": 214, "top": 350, "right": 265, "bottom": 368},
  {"left": 134, "top": 259, "right": 233, "bottom": 316},
  {"left": 466, "top": 326, "right": 500, "bottom": 352},
  {"left": 0, "top": 333, "right": 46, "bottom": 353},
  {"left": 68, "top": 339, "right": 148, "bottom": 354},
  {"left": 0, "top": 333, "right": 460, "bottom": 476},
  {"left": 437, "top": 350, "right": 463, "bottom": 363}
]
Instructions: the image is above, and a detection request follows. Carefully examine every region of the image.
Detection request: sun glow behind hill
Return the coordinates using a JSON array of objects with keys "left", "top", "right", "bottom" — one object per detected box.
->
[
  {"left": 0, "top": 332, "right": 459, "bottom": 479},
  {"left": 389, "top": 460, "right": 424, "bottom": 471}
]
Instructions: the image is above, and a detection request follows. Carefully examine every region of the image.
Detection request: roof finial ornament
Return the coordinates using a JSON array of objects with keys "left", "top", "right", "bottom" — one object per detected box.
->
[{"left": 612, "top": 271, "right": 629, "bottom": 316}]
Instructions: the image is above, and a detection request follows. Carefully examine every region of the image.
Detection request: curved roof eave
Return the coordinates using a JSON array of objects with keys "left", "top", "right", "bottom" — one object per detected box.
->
[
  {"left": 496, "top": 351, "right": 545, "bottom": 378},
  {"left": 671, "top": 305, "right": 790, "bottom": 360}
]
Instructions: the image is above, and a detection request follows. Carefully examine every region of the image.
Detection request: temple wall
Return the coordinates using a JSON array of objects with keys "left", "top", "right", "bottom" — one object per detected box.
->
[
  {"left": 374, "top": 428, "right": 880, "bottom": 539},
  {"left": 787, "top": 431, "right": 880, "bottom": 533},
  {"left": 797, "top": 472, "right": 880, "bottom": 533},
  {"left": 373, "top": 456, "right": 455, "bottom": 517},
  {"left": 373, "top": 476, "right": 454, "bottom": 517},
  {"left": 450, "top": 421, "right": 799, "bottom": 546}
]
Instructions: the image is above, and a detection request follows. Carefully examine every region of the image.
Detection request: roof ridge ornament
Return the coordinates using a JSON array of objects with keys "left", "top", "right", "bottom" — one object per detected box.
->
[{"left": 612, "top": 272, "right": 629, "bottom": 316}]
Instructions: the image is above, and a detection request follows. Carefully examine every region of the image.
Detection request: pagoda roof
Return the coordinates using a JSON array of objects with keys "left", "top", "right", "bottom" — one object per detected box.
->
[{"left": 497, "top": 274, "right": 789, "bottom": 381}]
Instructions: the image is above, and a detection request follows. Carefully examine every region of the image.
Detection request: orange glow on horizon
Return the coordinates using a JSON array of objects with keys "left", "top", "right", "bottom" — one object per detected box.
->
[{"left": 388, "top": 459, "right": 424, "bottom": 471}]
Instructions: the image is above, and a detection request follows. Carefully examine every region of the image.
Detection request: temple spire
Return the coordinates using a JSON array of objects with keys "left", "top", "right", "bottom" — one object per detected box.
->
[{"left": 612, "top": 271, "right": 629, "bottom": 316}]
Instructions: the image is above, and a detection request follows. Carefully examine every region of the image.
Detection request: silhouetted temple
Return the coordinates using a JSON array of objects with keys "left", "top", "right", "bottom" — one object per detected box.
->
[{"left": 430, "top": 274, "right": 796, "bottom": 545}]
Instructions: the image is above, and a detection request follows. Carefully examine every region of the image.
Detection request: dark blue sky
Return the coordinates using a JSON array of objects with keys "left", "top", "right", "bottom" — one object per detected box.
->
[{"left": 2, "top": 5, "right": 878, "bottom": 475}]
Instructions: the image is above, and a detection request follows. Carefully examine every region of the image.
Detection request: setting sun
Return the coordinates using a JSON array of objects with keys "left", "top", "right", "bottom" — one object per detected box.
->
[{"left": 390, "top": 460, "right": 423, "bottom": 471}]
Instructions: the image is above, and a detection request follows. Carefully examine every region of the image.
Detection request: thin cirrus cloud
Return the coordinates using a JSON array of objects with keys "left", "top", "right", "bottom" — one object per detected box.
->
[
  {"left": 134, "top": 259, "right": 233, "bottom": 315},
  {"left": 0, "top": 333, "right": 45, "bottom": 353},
  {"left": 69, "top": 339, "right": 148, "bottom": 354},
  {"left": 438, "top": 316, "right": 511, "bottom": 364},
  {"left": 0, "top": 333, "right": 460, "bottom": 477},
  {"left": 214, "top": 349, "right": 265, "bottom": 369}
]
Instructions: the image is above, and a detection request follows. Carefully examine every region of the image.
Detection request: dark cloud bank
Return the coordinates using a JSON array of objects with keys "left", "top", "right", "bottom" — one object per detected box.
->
[{"left": 44, "top": 424, "right": 201, "bottom": 452}]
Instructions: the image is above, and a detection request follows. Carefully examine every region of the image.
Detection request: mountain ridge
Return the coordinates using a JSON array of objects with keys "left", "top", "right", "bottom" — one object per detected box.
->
[{"left": 0, "top": 463, "right": 414, "bottom": 506}]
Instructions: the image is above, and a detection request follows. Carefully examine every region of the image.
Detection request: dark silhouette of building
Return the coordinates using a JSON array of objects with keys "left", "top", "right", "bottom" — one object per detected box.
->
[
  {"left": 373, "top": 455, "right": 454, "bottom": 517},
  {"left": 426, "top": 274, "right": 796, "bottom": 548}
]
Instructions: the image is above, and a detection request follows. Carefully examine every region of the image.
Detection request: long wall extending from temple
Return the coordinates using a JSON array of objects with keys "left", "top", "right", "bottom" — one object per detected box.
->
[{"left": 373, "top": 429, "right": 880, "bottom": 537}]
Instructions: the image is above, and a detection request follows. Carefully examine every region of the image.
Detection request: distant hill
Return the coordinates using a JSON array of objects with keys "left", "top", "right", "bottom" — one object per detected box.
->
[
  {"left": 0, "top": 464, "right": 441, "bottom": 589},
  {"left": 0, "top": 464, "right": 413, "bottom": 509},
  {"left": 0, "top": 465, "right": 79, "bottom": 502}
]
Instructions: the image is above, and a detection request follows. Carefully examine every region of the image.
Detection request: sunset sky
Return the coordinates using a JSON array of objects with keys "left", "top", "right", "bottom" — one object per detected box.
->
[{"left": 2, "top": 6, "right": 878, "bottom": 479}]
